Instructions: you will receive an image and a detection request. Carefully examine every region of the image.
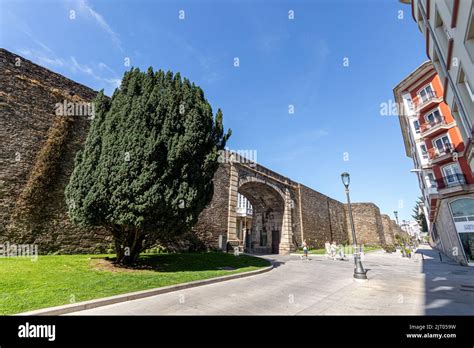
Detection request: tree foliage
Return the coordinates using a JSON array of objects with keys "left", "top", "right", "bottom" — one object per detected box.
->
[
  {"left": 65, "top": 67, "right": 231, "bottom": 264},
  {"left": 412, "top": 197, "right": 428, "bottom": 233}
]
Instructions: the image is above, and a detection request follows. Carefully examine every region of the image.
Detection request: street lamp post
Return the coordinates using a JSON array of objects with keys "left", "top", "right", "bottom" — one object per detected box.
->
[
  {"left": 400, "top": 219, "right": 408, "bottom": 257},
  {"left": 341, "top": 172, "right": 367, "bottom": 280},
  {"left": 393, "top": 211, "right": 399, "bottom": 225}
]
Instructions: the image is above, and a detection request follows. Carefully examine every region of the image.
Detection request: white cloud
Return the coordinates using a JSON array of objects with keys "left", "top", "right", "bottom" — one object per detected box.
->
[
  {"left": 18, "top": 48, "right": 65, "bottom": 67},
  {"left": 98, "top": 62, "right": 117, "bottom": 75},
  {"left": 69, "top": 56, "right": 121, "bottom": 89},
  {"left": 76, "top": 0, "right": 122, "bottom": 51},
  {"left": 70, "top": 56, "right": 94, "bottom": 75},
  {"left": 10, "top": 7, "right": 121, "bottom": 95},
  {"left": 18, "top": 47, "right": 121, "bottom": 93}
]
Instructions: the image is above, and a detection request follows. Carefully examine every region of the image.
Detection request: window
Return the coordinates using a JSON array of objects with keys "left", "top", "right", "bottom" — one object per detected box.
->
[
  {"left": 442, "top": 163, "right": 463, "bottom": 185},
  {"left": 420, "top": 144, "right": 428, "bottom": 158},
  {"left": 424, "top": 109, "right": 443, "bottom": 124},
  {"left": 413, "top": 120, "right": 420, "bottom": 133},
  {"left": 458, "top": 67, "right": 474, "bottom": 103},
  {"left": 402, "top": 93, "right": 414, "bottom": 115},
  {"left": 418, "top": 84, "right": 435, "bottom": 103},
  {"left": 435, "top": 7, "right": 449, "bottom": 55},
  {"left": 450, "top": 101, "right": 470, "bottom": 142},
  {"left": 465, "top": 76, "right": 474, "bottom": 102},
  {"left": 425, "top": 172, "right": 437, "bottom": 188},
  {"left": 451, "top": 199, "right": 474, "bottom": 219},
  {"left": 465, "top": 7, "right": 474, "bottom": 62},
  {"left": 433, "top": 134, "right": 451, "bottom": 153},
  {"left": 432, "top": 50, "right": 446, "bottom": 83},
  {"left": 449, "top": 199, "right": 474, "bottom": 263}
]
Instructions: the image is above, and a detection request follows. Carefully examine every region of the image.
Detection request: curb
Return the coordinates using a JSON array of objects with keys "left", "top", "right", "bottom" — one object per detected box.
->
[
  {"left": 17, "top": 261, "right": 273, "bottom": 316},
  {"left": 289, "top": 253, "right": 324, "bottom": 257},
  {"left": 289, "top": 250, "right": 383, "bottom": 257}
]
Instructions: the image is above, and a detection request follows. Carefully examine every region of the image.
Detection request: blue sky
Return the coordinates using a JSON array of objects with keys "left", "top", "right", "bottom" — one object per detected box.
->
[{"left": 0, "top": 0, "right": 427, "bottom": 222}]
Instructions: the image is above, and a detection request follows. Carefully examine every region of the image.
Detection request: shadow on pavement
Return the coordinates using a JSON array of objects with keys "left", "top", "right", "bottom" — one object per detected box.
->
[{"left": 418, "top": 246, "right": 474, "bottom": 315}]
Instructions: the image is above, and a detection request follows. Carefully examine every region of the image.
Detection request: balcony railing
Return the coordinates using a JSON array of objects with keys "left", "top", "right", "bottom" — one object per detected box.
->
[
  {"left": 236, "top": 206, "right": 253, "bottom": 216},
  {"left": 436, "top": 173, "right": 467, "bottom": 189},
  {"left": 413, "top": 90, "right": 438, "bottom": 110},
  {"left": 427, "top": 143, "right": 454, "bottom": 160},
  {"left": 425, "top": 185, "right": 438, "bottom": 195},
  {"left": 419, "top": 117, "right": 446, "bottom": 134}
]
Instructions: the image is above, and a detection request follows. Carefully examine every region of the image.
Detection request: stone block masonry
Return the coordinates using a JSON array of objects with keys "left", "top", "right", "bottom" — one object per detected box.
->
[
  {"left": 192, "top": 164, "right": 231, "bottom": 249},
  {"left": 381, "top": 214, "right": 396, "bottom": 245},
  {"left": 298, "top": 185, "right": 348, "bottom": 248},
  {"left": 0, "top": 48, "right": 111, "bottom": 253},
  {"left": 345, "top": 203, "right": 386, "bottom": 246}
]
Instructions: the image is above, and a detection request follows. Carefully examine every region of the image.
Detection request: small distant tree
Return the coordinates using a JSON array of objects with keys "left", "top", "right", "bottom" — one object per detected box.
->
[
  {"left": 412, "top": 197, "right": 428, "bottom": 233},
  {"left": 65, "top": 68, "right": 231, "bottom": 265}
]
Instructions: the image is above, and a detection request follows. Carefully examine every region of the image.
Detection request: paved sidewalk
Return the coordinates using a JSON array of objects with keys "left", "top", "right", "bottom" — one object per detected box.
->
[{"left": 69, "top": 245, "right": 474, "bottom": 315}]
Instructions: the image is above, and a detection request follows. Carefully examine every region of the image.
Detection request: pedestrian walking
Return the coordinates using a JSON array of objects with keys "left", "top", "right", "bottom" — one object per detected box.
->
[
  {"left": 325, "top": 241, "right": 331, "bottom": 259},
  {"left": 302, "top": 240, "right": 309, "bottom": 260},
  {"left": 330, "top": 241, "right": 337, "bottom": 260}
]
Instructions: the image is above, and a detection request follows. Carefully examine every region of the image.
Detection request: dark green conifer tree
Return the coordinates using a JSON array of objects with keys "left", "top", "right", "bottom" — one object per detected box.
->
[
  {"left": 412, "top": 197, "right": 428, "bottom": 233},
  {"left": 65, "top": 68, "right": 231, "bottom": 265}
]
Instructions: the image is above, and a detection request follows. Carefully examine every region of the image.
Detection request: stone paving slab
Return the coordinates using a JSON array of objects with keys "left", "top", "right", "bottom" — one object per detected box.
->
[{"left": 69, "top": 246, "right": 474, "bottom": 315}]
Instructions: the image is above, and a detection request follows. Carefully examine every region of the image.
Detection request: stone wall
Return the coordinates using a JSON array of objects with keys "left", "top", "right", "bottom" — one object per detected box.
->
[
  {"left": 381, "top": 214, "right": 396, "bottom": 245},
  {"left": 390, "top": 220, "right": 407, "bottom": 239},
  {"left": 328, "top": 198, "right": 349, "bottom": 245},
  {"left": 0, "top": 48, "right": 112, "bottom": 253},
  {"left": 345, "top": 203, "right": 385, "bottom": 245},
  {"left": 299, "top": 185, "right": 348, "bottom": 249},
  {"left": 192, "top": 164, "right": 231, "bottom": 249}
]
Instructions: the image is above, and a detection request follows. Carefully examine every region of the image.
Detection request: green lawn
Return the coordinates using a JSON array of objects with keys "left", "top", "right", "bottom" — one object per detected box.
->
[
  {"left": 296, "top": 245, "right": 382, "bottom": 255},
  {"left": 0, "top": 252, "right": 270, "bottom": 315}
]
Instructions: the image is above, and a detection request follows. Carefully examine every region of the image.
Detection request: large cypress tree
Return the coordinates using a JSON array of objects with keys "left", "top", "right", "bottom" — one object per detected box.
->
[
  {"left": 412, "top": 197, "right": 428, "bottom": 233},
  {"left": 65, "top": 68, "right": 231, "bottom": 265}
]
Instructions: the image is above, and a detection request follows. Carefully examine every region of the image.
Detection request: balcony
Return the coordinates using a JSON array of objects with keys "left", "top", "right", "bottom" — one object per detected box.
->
[
  {"left": 425, "top": 185, "right": 438, "bottom": 196},
  {"left": 412, "top": 91, "right": 442, "bottom": 112},
  {"left": 236, "top": 206, "right": 253, "bottom": 217},
  {"left": 420, "top": 153, "right": 431, "bottom": 168},
  {"left": 419, "top": 117, "right": 449, "bottom": 137},
  {"left": 427, "top": 143, "right": 455, "bottom": 163},
  {"left": 435, "top": 174, "right": 468, "bottom": 195}
]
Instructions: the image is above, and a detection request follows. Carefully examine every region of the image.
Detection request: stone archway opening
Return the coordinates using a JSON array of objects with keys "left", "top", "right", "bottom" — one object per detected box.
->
[{"left": 237, "top": 182, "right": 285, "bottom": 254}]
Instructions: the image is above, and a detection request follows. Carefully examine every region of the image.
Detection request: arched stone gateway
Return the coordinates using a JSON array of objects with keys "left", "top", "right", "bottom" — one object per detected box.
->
[
  {"left": 215, "top": 157, "right": 301, "bottom": 254},
  {"left": 234, "top": 176, "right": 293, "bottom": 254},
  {"left": 192, "top": 153, "right": 402, "bottom": 255}
]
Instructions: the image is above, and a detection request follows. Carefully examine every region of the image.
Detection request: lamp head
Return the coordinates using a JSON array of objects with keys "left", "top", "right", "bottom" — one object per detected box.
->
[{"left": 341, "top": 172, "right": 350, "bottom": 189}]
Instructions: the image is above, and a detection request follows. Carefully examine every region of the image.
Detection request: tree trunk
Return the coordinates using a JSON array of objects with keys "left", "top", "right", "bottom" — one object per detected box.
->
[{"left": 112, "top": 227, "right": 145, "bottom": 266}]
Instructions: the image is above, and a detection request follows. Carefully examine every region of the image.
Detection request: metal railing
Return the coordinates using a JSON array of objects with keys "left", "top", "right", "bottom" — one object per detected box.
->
[
  {"left": 236, "top": 206, "right": 253, "bottom": 216},
  {"left": 427, "top": 143, "right": 454, "bottom": 160},
  {"left": 436, "top": 173, "right": 467, "bottom": 189},
  {"left": 420, "top": 117, "right": 446, "bottom": 133},
  {"left": 413, "top": 90, "right": 438, "bottom": 109}
]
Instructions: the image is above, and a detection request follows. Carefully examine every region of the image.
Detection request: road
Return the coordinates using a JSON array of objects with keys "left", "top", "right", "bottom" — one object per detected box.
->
[{"left": 69, "top": 246, "right": 474, "bottom": 315}]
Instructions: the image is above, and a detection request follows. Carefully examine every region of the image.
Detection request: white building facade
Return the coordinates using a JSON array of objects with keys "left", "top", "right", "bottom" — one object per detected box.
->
[{"left": 409, "top": 0, "right": 474, "bottom": 170}]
